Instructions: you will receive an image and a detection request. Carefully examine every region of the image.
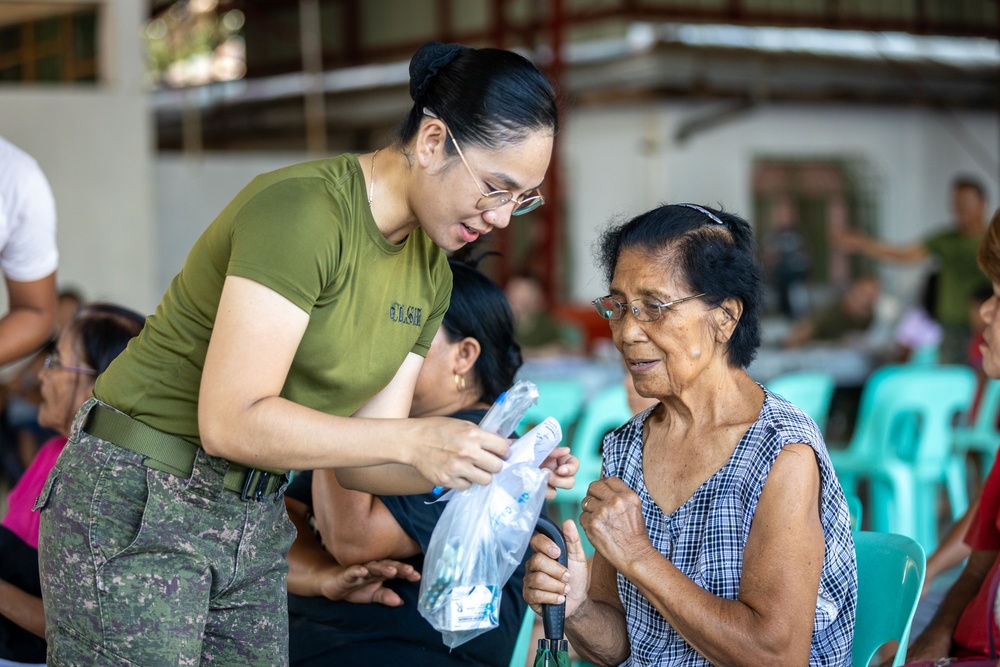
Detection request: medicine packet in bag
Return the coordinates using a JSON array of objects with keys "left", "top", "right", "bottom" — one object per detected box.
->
[{"left": 418, "top": 416, "right": 562, "bottom": 648}]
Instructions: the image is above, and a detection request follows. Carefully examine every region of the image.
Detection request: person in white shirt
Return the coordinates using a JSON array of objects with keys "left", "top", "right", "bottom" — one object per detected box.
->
[{"left": 0, "top": 137, "right": 58, "bottom": 366}]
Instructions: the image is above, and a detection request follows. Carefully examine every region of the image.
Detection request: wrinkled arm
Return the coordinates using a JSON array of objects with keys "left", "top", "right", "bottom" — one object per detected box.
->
[
  {"left": 641, "top": 445, "right": 823, "bottom": 666},
  {"left": 0, "top": 273, "right": 56, "bottom": 366},
  {"left": 565, "top": 548, "right": 630, "bottom": 664}
]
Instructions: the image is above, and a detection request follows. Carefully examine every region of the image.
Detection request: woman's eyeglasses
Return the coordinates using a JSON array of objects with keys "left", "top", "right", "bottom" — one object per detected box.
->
[
  {"left": 593, "top": 294, "right": 706, "bottom": 322},
  {"left": 423, "top": 108, "right": 544, "bottom": 216},
  {"left": 43, "top": 353, "right": 97, "bottom": 375}
]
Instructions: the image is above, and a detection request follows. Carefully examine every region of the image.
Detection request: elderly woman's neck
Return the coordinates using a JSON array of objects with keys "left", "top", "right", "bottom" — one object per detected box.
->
[{"left": 656, "top": 369, "right": 762, "bottom": 432}]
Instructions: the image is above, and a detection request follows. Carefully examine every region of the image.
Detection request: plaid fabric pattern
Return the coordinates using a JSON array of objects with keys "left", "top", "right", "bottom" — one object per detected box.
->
[{"left": 602, "top": 388, "right": 856, "bottom": 666}]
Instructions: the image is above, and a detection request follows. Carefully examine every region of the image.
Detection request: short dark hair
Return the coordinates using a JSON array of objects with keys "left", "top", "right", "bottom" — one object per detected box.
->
[
  {"left": 596, "top": 204, "right": 763, "bottom": 369},
  {"left": 953, "top": 175, "right": 986, "bottom": 201},
  {"left": 443, "top": 260, "right": 522, "bottom": 404},
  {"left": 395, "top": 42, "right": 558, "bottom": 152},
  {"left": 67, "top": 303, "right": 145, "bottom": 374},
  {"left": 979, "top": 208, "right": 1000, "bottom": 284}
]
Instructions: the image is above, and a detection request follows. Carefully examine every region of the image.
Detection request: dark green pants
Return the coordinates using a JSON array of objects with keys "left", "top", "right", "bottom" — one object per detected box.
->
[{"left": 36, "top": 398, "right": 295, "bottom": 666}]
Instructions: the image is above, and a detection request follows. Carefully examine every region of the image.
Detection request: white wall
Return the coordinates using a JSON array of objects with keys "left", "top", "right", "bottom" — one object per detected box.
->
[
  {"left": 562, "top": 101, "right": 998, "bottom": 303},
  {"left": 0, "top": 0, "right": 155, "bottom": 315},
  {"left": 154, "top": 153, "right": 306, "bottom": 292}
]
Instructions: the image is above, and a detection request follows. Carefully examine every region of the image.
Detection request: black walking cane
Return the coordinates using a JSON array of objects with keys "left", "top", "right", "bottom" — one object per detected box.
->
[{"left": 532, "top": 514, "right": 571, "bottom": 667}]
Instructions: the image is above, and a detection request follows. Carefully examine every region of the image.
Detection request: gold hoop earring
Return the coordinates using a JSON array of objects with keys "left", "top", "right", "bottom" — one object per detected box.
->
[{"left": 454, "top": 373, "right": 466, "bottom": 392}]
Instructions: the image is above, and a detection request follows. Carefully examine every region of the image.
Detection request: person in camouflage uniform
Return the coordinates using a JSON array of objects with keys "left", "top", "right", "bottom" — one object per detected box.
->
[{"left": 36, "top": 41, "right": 569, "bottom": 666}]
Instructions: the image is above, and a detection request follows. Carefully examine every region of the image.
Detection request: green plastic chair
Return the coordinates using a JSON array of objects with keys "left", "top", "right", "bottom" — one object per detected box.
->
[
  {"left": 508, "top": 607, "right": 537, "bottom": 667},
  {"left": 548, "top": 383, "right": 635, "bottom": 555},
  {"left": 847, "top": 493, "right": 863, "bottom": 532},
  {"left": 519, "top": 379, "right": 587, "bottom": 436},
  {"left": 830, "top": 364, "right": 977, "bottom": 552},
  {"left": 766, "top": 370, "right": 836, "bottom": 434},
  {"left": 953, "top": 378, "right": 1000, "bottom": 482},
  {"left": 853, "top": 531, "right": 926, "bottom": 667}
]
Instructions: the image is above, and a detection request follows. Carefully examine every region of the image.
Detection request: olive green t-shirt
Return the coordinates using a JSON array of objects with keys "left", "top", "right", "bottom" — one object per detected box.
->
[
  {"left": 95, "top": 154, "right": 452, "bottom": 447},
  {"left": 924, "top": 229, "right": 989, "bottom": 328}
]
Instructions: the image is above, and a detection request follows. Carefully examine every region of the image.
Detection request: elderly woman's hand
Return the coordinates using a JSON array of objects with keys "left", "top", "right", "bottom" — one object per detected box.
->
[
  {"left": 541, "top": 446, "right": 579, "bottom": 500},
  {"left": 580, "top": 477, "right": 657, "bottom": 571},
  {"left": 523, "top": 518, "right": 590, "bottom": 618}
]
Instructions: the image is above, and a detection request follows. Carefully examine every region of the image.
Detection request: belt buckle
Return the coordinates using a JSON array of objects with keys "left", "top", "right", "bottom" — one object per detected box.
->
[{"left": 241, "top": 469, "right": 272, "bottom": 502}]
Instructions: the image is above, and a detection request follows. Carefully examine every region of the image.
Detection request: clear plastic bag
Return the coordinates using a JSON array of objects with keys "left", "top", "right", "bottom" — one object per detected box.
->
[{"left": 418, "top": 412, "right": 562, "bottom": 648}]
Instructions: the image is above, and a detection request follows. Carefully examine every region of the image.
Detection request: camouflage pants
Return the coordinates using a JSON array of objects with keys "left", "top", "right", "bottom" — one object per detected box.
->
[{"left": 36, "top": 398, "right": 296, "bottom": 666}]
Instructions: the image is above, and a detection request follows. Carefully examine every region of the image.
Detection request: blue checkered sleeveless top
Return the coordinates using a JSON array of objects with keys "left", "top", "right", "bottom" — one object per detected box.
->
[{"left": 601, "top": 387, "right": 856, "bottom": 666}]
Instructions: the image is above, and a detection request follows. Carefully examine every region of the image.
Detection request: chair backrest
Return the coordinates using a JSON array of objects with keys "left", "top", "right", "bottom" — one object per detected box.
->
[
  {"left": 853, "top": 531, "right": 926, "bottom": 667},
  {"left": 519, "top": 379, "right": 587, "bottom": 435},
  {"left": 846, "top": 364, "right": 976, "bottom": 467},
  {"left": 954, "top": 378, "right": 1000, "bottom": 461},
  {"left": 507, "top": 608, "right": 536, "bottom": 667},
  {"left": 559, "top": 383, "right": 635, "bottom": 504},
  {"left": 765, "top": 370, "right": 836, "bottom": 434}
]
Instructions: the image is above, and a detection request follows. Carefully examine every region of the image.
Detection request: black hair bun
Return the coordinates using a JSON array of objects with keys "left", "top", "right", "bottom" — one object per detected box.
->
[{"left": 409, "top": 41, "right": 466, "bottom": 101}]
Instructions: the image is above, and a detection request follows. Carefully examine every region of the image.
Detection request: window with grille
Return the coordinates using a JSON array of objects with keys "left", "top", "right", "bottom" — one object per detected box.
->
[{"left": 0, "top": 3, "right": 99, "bottom": 84}]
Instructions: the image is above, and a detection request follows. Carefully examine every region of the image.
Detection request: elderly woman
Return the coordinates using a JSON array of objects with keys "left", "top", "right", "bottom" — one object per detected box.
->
[{"left": 524, "top": 203, "right": 856, "bottom": 666}]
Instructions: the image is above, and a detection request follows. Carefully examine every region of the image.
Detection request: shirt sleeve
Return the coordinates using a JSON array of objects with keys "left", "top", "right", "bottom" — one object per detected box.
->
[
  {"left": 227, "top": 177, "right": 343, "bottom": 315},
  {"left": 1, "top": 156, "right": 58, "bottom": 282}
]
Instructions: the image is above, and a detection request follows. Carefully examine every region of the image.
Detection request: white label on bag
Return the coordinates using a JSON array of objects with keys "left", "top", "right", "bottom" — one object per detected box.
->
[
  {"left": 502, "top": 416, "right": 563, "bottom": 472},
  {"left": 444, "top": 585, "right": 500, "bottom": 631}
]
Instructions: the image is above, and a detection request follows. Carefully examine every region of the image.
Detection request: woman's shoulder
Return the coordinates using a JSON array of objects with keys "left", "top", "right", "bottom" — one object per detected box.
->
[{"left": 756, "top": 387, "right": 825, "bottom": 450}]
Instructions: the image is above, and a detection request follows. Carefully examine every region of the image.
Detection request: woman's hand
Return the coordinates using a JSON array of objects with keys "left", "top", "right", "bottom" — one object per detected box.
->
[
  {"left": 541, "top": 446, "right": 579, "bottom": 500},
  {"left": 523, "top": 518, "right": 590, "bottom": 618},
  {"left": 580, "top": 477, "right": 657, "bottom": 571},
  {"left": 317, "top": 559, "right": 420, "bottom": 607},
  {"left": 406, "top": 416, "right": 510, "bottom": 490}
]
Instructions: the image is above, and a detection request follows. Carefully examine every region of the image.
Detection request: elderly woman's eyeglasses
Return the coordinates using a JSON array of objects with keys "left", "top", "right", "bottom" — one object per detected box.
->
[
  {"left": 423, "top": 109, "right": 544, "bottom": 216},
  {"left": 593, "top": 294, "right": 706, "bottom": 322},
  {"left": 43, "top": 353, "right": 97, "bottom": 375}
]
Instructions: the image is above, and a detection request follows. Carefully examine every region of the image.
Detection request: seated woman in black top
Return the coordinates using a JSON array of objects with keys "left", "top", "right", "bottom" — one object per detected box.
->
[{"left": 285, "top": 260, "right": 544, "bottom": 666}]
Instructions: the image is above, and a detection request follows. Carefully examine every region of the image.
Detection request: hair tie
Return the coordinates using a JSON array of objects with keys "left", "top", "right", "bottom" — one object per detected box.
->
[{"left": 409, "top": 42, "right": 465, "bottom": 101}]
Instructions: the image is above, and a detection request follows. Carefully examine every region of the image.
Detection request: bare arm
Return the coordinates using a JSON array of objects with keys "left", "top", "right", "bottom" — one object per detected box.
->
[
  {"left": 565, "top": 530, "right": 632, "bottom": 664},
  {"left": 905, "top": 548, "right": 998, "bottom": 663},
  {"left": 923, "top": 499, "right": 977, "bottom": 596},
  {"left": 836, "top": 229, "right": 927, "bottom": 264},
  {"left": 198, "top": 275, "right": 508, "bottom": 490},
  {"left": 311, "top": 469, "right": 420, "bottom": 565},
  {"left": 0, "top": 577, "right": 45, "bottom": 638},
  {"left": 284, "top": 496, "right": 418, "bottom": 605},
  {"left": 0, "top": 272, "right": 56, "bottom": 366}
]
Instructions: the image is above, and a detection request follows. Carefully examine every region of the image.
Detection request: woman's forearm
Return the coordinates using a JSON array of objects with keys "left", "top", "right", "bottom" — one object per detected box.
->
[
  {"left": 565, "top": 598, "right": 631, "bottom": 665},
  {"left": 0, "top": 577, "right": 45, "bottom": 638},
  {"left": 285, "top": 499, "right": 339, "bottom": 597},
  {"left": 311, "top": 469, "right": 420, "bottom": 564},
  {"left": 628, "top": 555, "right": 809, "bottom": 667}
]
